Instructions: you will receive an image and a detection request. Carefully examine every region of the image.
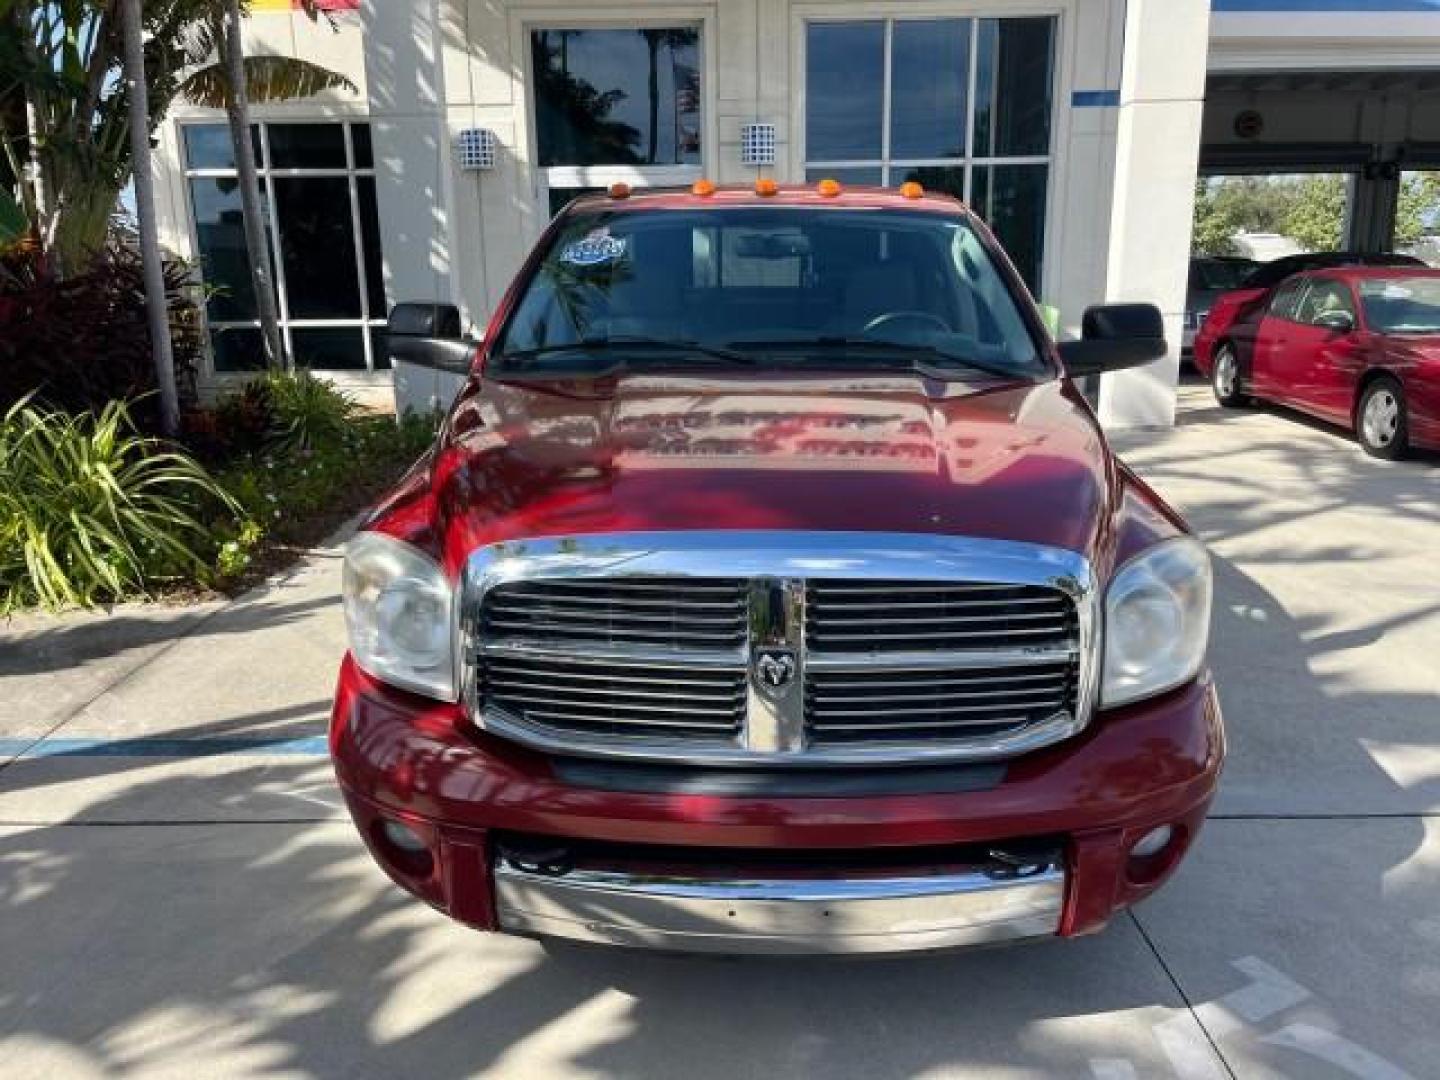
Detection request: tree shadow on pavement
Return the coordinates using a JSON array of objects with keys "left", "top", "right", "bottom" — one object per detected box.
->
[{"left": 0, "top": 761, "right": 1215, "bottom": 1079}]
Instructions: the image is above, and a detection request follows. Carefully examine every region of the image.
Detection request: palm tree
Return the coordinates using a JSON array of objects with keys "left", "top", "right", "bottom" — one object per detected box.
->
[
  {"left": 637, "top": 29, "right": 698, "bottom": 164},
  {"left": 121, "top": 0, "right": 179, "bottom": 436},
  {"left": 178, "top": 2, "right": 355, "bottom": 370}
]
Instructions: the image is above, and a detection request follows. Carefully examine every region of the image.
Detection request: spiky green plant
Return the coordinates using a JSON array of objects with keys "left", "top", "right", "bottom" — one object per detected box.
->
[
  {"left": 0, "top": 396, "right": 240, "bottom": 612},
  {"left": 261, "top": 369, "right": 358, "bottom": 456}
]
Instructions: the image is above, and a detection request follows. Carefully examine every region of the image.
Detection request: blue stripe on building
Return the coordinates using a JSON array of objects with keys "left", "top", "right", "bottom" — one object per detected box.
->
[
  {"left": 1072, "top": 90, "right": 1121, "bottom": 108},
  {"left": 1212, "top": 0, "right": 1440, "bottom": 11}
]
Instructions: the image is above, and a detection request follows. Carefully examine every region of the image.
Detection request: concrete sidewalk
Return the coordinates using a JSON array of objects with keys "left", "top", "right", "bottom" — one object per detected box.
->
[{"left": 1, "top": 382, "right": 1437, "bottom": 1079}]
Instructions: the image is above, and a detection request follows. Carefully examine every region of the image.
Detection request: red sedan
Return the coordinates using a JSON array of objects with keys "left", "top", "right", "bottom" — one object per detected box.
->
[{"left": 1195, "top": 266, "right": 1440, "bottom": 458}]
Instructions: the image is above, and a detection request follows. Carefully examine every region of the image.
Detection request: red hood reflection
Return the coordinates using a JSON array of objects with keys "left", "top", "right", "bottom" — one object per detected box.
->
[{"left": 396, "top": 371, "right": 1118, "bottom": 574}]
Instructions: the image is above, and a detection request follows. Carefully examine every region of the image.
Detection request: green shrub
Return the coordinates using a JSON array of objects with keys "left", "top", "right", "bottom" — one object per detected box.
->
[
  {"left": 262, "top": 369, "right": 358, "bottom": 455},
  {"left": 214, "top": 410, "right": 434, "bottom": 545},
  {"left": 1, "top": 239, "right": 204, "bottom": 430},
  {"left": 0, "top": 397, "right": 242, "bottom": 612}
]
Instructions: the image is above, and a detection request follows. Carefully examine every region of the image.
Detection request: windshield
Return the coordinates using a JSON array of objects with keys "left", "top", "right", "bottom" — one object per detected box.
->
[
  {"left": 1359, "top": 276, "right": 1440, "bottom": 334},
  {"left": 492, "top": 207, "right": 1046, "bottom": 377}
]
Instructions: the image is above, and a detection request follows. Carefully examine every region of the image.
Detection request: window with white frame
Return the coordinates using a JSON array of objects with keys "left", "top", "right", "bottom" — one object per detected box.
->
[
  {"left": 803, "top": 17, "right": 1055, "bottom": 290},
  {"left": 182, "top": 120, "right": 387, "bottom": 374},
  {"left": 530, "top": 26, "right": 704, "bottom": 217}
]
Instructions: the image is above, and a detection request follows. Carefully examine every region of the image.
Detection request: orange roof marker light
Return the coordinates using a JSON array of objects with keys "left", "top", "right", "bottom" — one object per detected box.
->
[
  {"left": 608, "top": 182, "right": 632, "bottom": 199},
  {"left": 816, "top": 178, "right": 842, "bottom": 198},
  {"left": 691, "top": 178, "right": 717, "bottom": 196},
  {"left": 755, "top": 177, "right": 779, "bottom": 197},
  {"left": 899, "top": 181, "right": 924, "bottom": 200}
]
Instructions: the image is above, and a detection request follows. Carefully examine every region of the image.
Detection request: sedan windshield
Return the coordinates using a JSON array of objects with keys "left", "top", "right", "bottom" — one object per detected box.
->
[
  {"left": 1359, "top": 277, "right": 1440, "bottom": 334},
  {"left": 492, "top": 207, "right": 1046, "bottom": 378}
]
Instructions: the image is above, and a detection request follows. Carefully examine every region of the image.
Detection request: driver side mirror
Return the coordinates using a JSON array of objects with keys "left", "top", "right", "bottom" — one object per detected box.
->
[
  {"left": 1314, "top": 309, "right": 1355, "bottom": 334},
  {"left": 385, "top": 302, "right": 478, "bottom": 374},
  {"left": 1057, "top": 303, "right": 1167, "bottom": 378}
]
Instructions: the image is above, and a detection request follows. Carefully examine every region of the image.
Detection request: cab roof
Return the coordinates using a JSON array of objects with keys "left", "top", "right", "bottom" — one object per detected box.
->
[{"left": 562, "top": 184, "right": 969, "bottom": 217}]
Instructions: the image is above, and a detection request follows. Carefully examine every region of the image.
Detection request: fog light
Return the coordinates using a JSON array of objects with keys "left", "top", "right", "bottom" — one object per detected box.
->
[
  {"left": 375, "top": 818, "right": 434, "bottom": 878},
  {"left": 1131, "top": 825, "right": 1174, "bottom": 859},
  {"left": 381, "top": 819, "right": 427, "bottom": 855}
]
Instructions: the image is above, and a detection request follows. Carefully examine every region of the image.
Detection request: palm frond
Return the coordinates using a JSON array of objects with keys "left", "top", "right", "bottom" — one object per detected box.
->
[
  {"left": 240, "top": 55, "right": 357, "bottom": 103},
  {"left": 179, "top": 54, "right": 356, "bottom": 108}
]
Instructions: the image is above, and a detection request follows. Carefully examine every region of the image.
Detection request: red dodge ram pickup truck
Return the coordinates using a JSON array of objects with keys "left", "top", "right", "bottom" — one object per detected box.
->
[{"left": 331, "top": 182, "right": 1223, "bottom": 955}]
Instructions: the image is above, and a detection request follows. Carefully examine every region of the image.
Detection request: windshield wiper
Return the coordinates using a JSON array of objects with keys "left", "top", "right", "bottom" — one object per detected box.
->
[
  {"left": 726, "top": 337, "right": 1024, "bottom": 380},
  {"left": 498, "top": 336, "right": 755, "bottom": 367}
]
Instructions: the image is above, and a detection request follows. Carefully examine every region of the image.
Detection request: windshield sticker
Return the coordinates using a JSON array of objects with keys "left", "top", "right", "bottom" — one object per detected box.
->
[{"left": 560, "top": 230, "right": 628, "bottom": 268}]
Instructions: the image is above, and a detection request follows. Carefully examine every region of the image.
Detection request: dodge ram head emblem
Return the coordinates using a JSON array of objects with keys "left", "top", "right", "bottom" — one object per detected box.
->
[{"left": 754, "top": 649, "right": 797, "bottom": 692}]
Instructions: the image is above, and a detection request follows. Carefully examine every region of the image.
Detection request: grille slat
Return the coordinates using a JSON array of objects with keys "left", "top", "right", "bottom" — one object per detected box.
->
[
  {"left": 813, "top": 627, "right": 1067, "bottom": 643},
  {"left": 814, "top": 719, "right": 1031, "bottom": 735},
  {"left": 489, "top": 678, "right": 742, "bottom": 703},
  {"left": 484, "top": 662, "right": 740, "bottom": 688},
  {"left": 500, "top": 580, "right": 743, "bottom": 595},
  {"left": 813, "top": 671, "right": 1070, "bottom": 690},
  {"left": 810, "top": 584, "right": 1043, "bottom": 595},
  {"left": 489, "top": 601, "right": 748, "bottom": 616},
  {"left": 815, "top": 611, "right": 1067, "bottom": 628},
  {"left": 488, "top": 619, "right": 744, "bottom": 642},
  {"left": 816, "top": 701, "right": 1062, "bottom": 717},
  {"left": 812, "top": 686, "right": 1068, "bottom": 704},
  {"left": 811, "top": 597, "right": 1065, "bottom": 610},
  {"left": 498, "top": 692, "right": 743, "bottom": 715},
  {"left": 519, "top": 707, "right": 740, "bottom": 732}
]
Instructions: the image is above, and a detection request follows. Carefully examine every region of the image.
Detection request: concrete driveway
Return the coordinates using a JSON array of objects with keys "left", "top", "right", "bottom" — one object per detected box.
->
[{"left": 2, "top": 381, "right": 1437, "bottom": 1079}]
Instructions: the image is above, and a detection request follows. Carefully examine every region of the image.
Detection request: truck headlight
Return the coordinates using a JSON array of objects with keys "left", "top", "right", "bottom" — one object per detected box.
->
[
  {"left": 1102, "top": 537, "right": 1212, "bottom": 707},
  {"left": 342, "top": 531, "right": 457, "bottom": 701}
]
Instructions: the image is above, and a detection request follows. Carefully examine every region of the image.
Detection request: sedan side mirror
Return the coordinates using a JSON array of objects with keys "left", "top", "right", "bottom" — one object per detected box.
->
[
  {"left": 1314, "top": 310, "right": 1355, "bottom": 334},
  {"left": 1057, "top": 303, "right": 1168, "bottom": 378},
  {"left": 386, "top": 302, "right": 477, "bottom": 374}
]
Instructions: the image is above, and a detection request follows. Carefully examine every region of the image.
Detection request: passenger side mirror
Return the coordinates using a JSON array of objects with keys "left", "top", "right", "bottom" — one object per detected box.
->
[
  {"left": 385, "top": 302, "right": 477, "bottom": 374},
  {"left": 1314, "top": 310, "right": 1355, "bottom": 334},
  {"left": 1056, "top": 303, "right": 1168, "bottom": 378}
]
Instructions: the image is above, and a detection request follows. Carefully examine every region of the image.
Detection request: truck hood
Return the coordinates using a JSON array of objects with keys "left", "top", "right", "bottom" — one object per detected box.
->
[{"left": 427, "top": 372, "right": 1115, "bottom": 569}]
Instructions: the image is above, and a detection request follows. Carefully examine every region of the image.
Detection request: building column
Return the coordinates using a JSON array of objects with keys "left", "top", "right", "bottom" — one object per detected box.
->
[
  {"left": 361, "top": 0, "right": 456, "bottom": 319},
  {"left": 1097, "top": 0, "right": 1210, "bottom": 429}
]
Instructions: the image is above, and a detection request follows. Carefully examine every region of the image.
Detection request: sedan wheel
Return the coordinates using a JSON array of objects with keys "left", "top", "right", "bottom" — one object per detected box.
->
[
  {"left": 1357, "top": 379, "right": 1408, "bottom": 460},
  {"left": 1211, "top": 345, "right": 1246, "bottom": 407}
]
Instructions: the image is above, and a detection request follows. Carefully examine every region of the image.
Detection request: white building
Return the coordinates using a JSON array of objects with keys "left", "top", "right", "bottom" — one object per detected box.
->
[{"left": 150, "top": 0, "right": 1440, "bottom": 427}]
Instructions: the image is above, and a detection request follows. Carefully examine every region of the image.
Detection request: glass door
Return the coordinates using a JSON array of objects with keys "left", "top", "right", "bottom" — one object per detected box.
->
[{"left": 530, "top": 26, "right": 704, "bottom": 217}]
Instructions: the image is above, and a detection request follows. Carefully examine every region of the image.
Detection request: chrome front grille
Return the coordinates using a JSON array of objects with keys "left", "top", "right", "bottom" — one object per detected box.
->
[{"left": 463, "top": 532, "right": 1098, "bottom": 766}]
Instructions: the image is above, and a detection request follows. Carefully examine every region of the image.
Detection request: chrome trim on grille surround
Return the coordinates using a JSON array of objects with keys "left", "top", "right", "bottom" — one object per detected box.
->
[{"left": 460, "top": 531, "right": 1098, "bottom": 767}]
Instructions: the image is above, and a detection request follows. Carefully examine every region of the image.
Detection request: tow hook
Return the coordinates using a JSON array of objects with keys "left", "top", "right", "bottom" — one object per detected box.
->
[
  {"left": 985, "top": 848, "right": 1057, "bottom": 880},
  {"left": 498, "top": 841, "right": 574, "bottom": 877}
]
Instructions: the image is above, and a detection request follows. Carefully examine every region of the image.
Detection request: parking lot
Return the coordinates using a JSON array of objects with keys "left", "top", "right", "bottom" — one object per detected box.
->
[{"left": 2, "top": 381, "right": 1438, "bottom": 1080}]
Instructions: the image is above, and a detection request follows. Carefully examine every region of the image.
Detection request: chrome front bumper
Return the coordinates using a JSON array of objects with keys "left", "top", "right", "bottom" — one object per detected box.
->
[{"left": 494, "top": 856, "right": 1066, "bottom": 955}]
